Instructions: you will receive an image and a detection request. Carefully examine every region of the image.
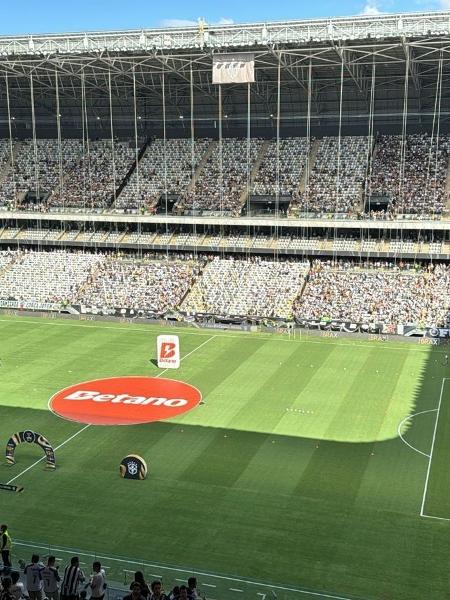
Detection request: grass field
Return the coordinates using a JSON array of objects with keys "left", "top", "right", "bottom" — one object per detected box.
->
[{"left": 1, "top": 315, "right": 450, "bottom": 600}]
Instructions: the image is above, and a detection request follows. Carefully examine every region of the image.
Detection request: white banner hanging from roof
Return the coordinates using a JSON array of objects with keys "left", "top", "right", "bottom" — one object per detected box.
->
[{"left": 212, "top": 53, "right": 255, "bottom": 84}]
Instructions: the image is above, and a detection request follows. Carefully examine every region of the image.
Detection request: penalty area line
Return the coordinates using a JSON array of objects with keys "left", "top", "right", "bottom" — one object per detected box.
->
[
  {"left": 6, "top": 335, "right": 216, "bottom": 486},
  {"left": 420, "top": 512, "right": 450, "bottom": 523},
  {"left": 420, "top": 378, "right": 448, "bottom": 518}
]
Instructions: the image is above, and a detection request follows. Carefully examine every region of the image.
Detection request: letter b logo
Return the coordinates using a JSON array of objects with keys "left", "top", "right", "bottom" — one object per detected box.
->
[
  {"left": 160, "top": 342, "right": 176, "bottom": 359},
  {"left": 157, "top": 335, "right": 180, "bottom": 369}
]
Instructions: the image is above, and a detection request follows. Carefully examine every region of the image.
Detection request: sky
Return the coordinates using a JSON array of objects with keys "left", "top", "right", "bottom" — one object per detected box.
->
[{"left": 0, "top": 0, "right": 449, "bottom": 35}]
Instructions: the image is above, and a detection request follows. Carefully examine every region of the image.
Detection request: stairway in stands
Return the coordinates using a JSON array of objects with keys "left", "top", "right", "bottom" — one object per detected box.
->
[{"left": 106, "top": 138, "right": 149, "bottom": 209}]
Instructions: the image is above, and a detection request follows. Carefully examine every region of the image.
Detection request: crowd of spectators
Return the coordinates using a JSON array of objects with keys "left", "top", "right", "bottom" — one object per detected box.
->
[
  {"left": 293, "top": 259, "right": 450, "bottom": 326},
  {"left": 0, "top": 250, "right": 16, "bottom": 273},
  {"left": 0, "top": 134, "right": 449, "bottom": 217},
  {"left": 0, "top": 139, "right": 136, "bottom": 211},
  {"left": 366, "top": 133, "right": 449, "bottom": 215},
  {"left": 0, "top": 139, "right": 83, "bottom": 210},
  {"left": 291, "top": 136, "right": 369, "bottom": 214},
  {"left": 51, "top": 140, "right": 136, "bottom": 209},
  {"left": 1, "top": 249, "right": 450, "bottom": 328},
  {"left": 181, "top": 255, "right": 309, "bottom": 319},
  {"left": 77, "top": 256, "right": 200, "bottom": 313},
  {"left": 251, "top": 137, "right": 310, "bottom": 197},
  {"left": 0, "top": 250, "right": 103, "bottom": 305},
  {"left": 0, "top": 140, "right": 13, "bottom": 202},
  {"left": 0, "top": 551, "right": 200, "bottom": 600},
  {"left": 117, "top": 139, "right": 211, "bottom": 213},
  {"left": 175, "top": 138, "right": 265, "bottom": 215}
]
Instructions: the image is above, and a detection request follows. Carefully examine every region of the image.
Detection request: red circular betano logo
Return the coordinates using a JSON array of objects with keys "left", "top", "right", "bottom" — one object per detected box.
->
[{"left": 49, "top": 377, "right": 202, "bottom": 426}]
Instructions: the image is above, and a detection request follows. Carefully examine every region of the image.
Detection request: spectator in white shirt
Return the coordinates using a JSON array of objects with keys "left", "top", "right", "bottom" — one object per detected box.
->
[
  {"left": 86, "top": 563, "right": 105, "bottom": 600},
  {"left": 42, "top": 557, "right": 60, "bottom": 600},
  {"left": 23, "top": 556, "right": 44, "bottom": 600}
]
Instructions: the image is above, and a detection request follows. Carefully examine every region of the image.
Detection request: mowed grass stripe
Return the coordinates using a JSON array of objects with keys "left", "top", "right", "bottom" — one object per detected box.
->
[
  {"left": 0, "top": 326, "right": 109, "bottom": 402},
  {"left": 289, "top": 351, "right": 410, "bottom": 505},
  {"left": 375, "top": 348, "right": 429, "bottom": 439},
  {"left": 421, "top": 379, "right": 450, "bottom": 519},
  {"left": 273, "top": 345, "right": 372, "bottom": 441},
  {"left": 231, "top": 345, "right": 337, "bottom": 496},
  {"left": 2, "top": 327, "right": 203, "bottom": 410},
  {"left": 159, "top": 336, "right": 264, "bottom": 403},
  {"left": 231, "top": 346, "right": 405, "bottom": 499},
  {"left": 226, "top": 342, "right": 335, "bottom": 434},
  {"left": 173, "top": 337, "right": 276, "bottom": 428},
  {"left": 174, "top": 341, "right": 306, "bottom": 487},
  {"left": 172, "top": 342, "right": 328, "bottom": 487},
  {"left": 324, "top": 348, "right": 408, "bottom": 442},
  {"left": 353, "top": 350, "right": 431, "bottom": 513}
]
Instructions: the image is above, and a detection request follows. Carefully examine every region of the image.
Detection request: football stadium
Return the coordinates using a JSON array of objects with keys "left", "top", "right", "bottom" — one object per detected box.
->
[{"left": 1, "top": 8, "right": 450, "bottom": 600}]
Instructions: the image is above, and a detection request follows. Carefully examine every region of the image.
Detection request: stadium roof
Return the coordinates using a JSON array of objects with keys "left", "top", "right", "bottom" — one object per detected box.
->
[{"left": 0, "top": 10, "right": 450, "bottom": 135}]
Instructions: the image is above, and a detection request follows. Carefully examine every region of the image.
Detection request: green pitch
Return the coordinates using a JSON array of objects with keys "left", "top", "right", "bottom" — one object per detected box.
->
[{"left": 1, "top": 316, "right": 449, "bottom": 600}]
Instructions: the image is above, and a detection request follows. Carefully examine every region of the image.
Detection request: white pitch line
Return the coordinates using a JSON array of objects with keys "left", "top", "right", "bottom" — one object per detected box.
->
[
  {"left": 420, "top": 378, "right": 448, "bottom": 517},
  {"left": 6, "top": 336, "right": 215, "bottom": 486},
  {"left": 421, "top": 513, "right": 450, "bottom": 523},
  {"left": 202, "top": 583, "right": 216, "bottom": 588},
  {"left": 6, "top": 424, "right": 91, "bottom": 485},
  {"left": 13, "top": 540, "right": 360, "bottom": 600},
  {"left": 397, "top": 409, "right": 437, "bottom": 458},
  {"left": 0, "top": 316, "right": 443, "bottom": 353}
]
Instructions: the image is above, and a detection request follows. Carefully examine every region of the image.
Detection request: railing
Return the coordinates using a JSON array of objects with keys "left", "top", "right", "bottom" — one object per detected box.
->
[
  {"left": 0, "top": 11, "right": 449, "bottom": 54},
  {"left": 11, "top": 538, "right": 366, "bottom": 600}
]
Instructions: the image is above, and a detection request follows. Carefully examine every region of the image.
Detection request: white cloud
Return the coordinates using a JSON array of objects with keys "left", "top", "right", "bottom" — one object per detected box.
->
[
  {"left": 440, "top": 0, "right": 450, "bottom": 8},
  {"left": 160, "top": 18, "right": 198, "bottom": 27},
  {"left": 360, "top": 0, "right": 383, "bottom": 15},
  {"left": 215, "top": 18, "right": 234, "bottom": 25},
  {"left": 160, "top": 17, "right": 234, "bottom": 28}
]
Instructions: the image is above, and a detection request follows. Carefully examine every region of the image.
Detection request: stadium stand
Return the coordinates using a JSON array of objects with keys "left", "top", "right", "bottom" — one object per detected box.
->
[
  {"left": 0, "top": 139, "right": 83, "bottom": 210},
  {"left": 50, "top": 140, "right": 136, "bottom": 209},
  {"left": 294, "top": 259, "right": 450, "bottom": 327},
  {"left": 0, "top": 249, "right": 16, "bottom": 272},
  {"left": 2, "top": 249, "right": 448, "bottom": 328},
  {"left": 76, "top": 256, "right": 200, "bottom": 313},
  {"left": 0, "top": 250, "right": 104, "bottom": 303},
  {"left": 116, "top": 138, "right": 212, "bottom": 212},
  {"left": 0, "top": 139, "right": 136, "bottom": 210},
  {"left": 366, "top": 133, "right": 449, "bottom": 215},
  {"left": 0, "top": 134, "right": 449, "bottom": 219},
  {"left": 251, "top": 137, "right": 310, "bottom": 197},
  {"left": 175, "top": 138, "right": 265, "bottom": 215},
  {"left": 291, "top": 136, "right": 369, "bottom": 214},
  {"left": 180, "top": 256, "right": 309, "bottom": 319}
]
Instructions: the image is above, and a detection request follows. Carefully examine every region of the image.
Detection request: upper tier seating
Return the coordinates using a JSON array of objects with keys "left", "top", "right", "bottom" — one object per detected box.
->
[
  {"left": 291, "top": 136, "right": 369, "bottom": 214},
  {"left": 116, "top": 138, "right": 211, "bottom": 212},
  {"left": 251, "top": 137, "right": 310, "bottom": 196},
  {"left": 175, "top": 138, "right": 265, "bottom": 215},
  {"left": 366, "top": 133, "right": 449, "bottom": 215}
]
